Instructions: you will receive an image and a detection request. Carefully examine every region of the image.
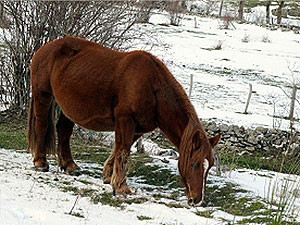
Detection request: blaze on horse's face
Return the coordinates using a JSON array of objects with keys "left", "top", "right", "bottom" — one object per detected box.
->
[{"left": 183, "top": 133, "right": 221, "bottom": 207}]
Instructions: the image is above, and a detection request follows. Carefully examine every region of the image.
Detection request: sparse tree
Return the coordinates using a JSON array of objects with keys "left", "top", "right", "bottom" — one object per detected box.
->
[
  {"left": 136, "top": 1, "right": 158, "bottom": 23},
  {"left": 0, "top": 1, "right": 145, "bottom": 116},
  {"left": 202, "top": 0, "right": 217, "bottom": 16},
  {"left": 265, "top": 0, "right": 272, "bottom": 24},
  {"left": 238, "top": 0, "right": 245, "bottom": 21},
  {"left": 276, "top": 0, "right": 285, "bottom": 24}
]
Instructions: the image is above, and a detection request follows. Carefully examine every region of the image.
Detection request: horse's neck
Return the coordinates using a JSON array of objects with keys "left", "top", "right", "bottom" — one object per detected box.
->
[
  {"left": 151, "top": 55, "right": 199, "bottom": 150},
  {"left": 156, "top": 93, "right": 194, "bottom": 149},
  {"left": 158, "top": 113, "right": 187, "bottom": 149}
]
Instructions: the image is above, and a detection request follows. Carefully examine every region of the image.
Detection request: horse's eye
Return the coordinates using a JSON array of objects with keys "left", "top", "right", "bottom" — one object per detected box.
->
[{"left": 191, "top": 163, "right": 200, "bottom": 169}]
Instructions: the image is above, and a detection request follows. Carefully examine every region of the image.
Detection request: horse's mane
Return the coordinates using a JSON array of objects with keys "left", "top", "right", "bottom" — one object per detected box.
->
[
  {"left": 178, "top": 116, "right": 208, "bottom": 176},
  {"left": 149, "top": 55, "right": 208, "bottom": 177}
]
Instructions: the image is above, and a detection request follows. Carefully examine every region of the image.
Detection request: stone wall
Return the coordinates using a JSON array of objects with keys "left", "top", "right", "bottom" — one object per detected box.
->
[{"left": 201, "top": 120, "right": 300, "bottom": 156}]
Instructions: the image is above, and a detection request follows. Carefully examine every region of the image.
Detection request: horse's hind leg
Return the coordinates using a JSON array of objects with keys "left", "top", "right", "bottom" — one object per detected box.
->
[
  {"left": 110, "top": 115, "right": 136, "bottom": 195},
  {"left": 103, "top": 134, "right": 141, "bottom": 184},
  {"left": 30, "top": 93, "right": 55, "bottom": 171},
  {"left": 56, "top": 112, "right": 80, "bottom": 175}
]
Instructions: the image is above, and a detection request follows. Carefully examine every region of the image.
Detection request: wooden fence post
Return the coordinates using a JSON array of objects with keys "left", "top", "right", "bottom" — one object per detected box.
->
[
  {"left": 289, "top": 85, "right": 297, "bottom": 121},
  {"left": 244, "top": 84, "right": 253, "bottom": 114},
  {"left": 289, "top": 85, "right": 297, "bottom": 130},
  {"left": 189, "top": 74, "right": 193, "bottom": 99}
]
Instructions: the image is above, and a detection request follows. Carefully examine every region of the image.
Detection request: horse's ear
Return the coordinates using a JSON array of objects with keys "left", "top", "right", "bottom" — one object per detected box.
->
[{"left": 209, "top": 132, "right": 221, "bottom": 148}]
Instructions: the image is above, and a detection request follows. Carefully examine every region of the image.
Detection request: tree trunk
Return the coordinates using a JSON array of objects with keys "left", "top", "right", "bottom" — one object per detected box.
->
[
  {"left": 277, "top": 1, "right": 284, "bottom": 25},
  {"left": 238, "top": 0, "right": 244, "bottom": 21},
  {"left": 266, "top": 1, "right": 271, "bottom": 24},
  {"left": 219, "top": 0, "right": 224, "bottom": 17},
  {"left": 0, "top": 2, "right": 3, "bottom": 20}
]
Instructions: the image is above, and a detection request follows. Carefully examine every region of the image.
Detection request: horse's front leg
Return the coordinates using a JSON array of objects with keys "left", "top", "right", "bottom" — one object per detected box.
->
[
  {"left": 103, "top": 134, "right": 142, "bottom": 184},
  {"left": 110, "top": 116, "right": 135, "bottom": 195}
]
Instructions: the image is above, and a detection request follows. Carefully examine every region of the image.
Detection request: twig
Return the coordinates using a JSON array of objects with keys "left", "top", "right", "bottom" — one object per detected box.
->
[
  {"left": 69, "top": 195, "right": 80, "bottom": 215},
  {"left": 279, "top": 86, "right": 300, "bottom": 106},
  {"left": 29, "top": 179, "right": 36, "bottom": 193}
]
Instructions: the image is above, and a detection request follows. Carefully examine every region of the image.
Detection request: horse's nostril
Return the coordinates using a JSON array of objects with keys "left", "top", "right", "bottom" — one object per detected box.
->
[{"left": 188, "top": 199, "right": 195, "bottom": 206}]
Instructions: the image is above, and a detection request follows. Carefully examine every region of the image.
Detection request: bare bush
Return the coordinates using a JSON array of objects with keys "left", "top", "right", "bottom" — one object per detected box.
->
[
  {"left": 166, "top": 1, "right": 186, "bottom": 26},
  {"left": 220, "top": 14, "right": 235, "bottom": 29},
  {"left": 214, "top": 40, "right": 223, "bottom": 50},
  {"left": 0, "top": 1, "right": 145, "bottom": 116},
  {"left": 135, "top": 1, "right": 159, "bottom": 23},
  {"left": 202, "top": 0, "right": 218, "bottom": 16},
  {"left": 241, "top": 33, "right": 250, "bottom": 43},
  {"left": 261, "top": 34, "right": 271, "bottom": 43}
]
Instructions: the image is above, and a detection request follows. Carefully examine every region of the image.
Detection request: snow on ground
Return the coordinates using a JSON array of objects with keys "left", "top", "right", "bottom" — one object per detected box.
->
[
  {"left": 0, "top": 148, "right": 218, "bottom": 225},
  {"left": 1, "top": 145, "right": 300, "bottom": 225},
  {"left": 134, "top": 13, "right": 300, "bottom": 130}
]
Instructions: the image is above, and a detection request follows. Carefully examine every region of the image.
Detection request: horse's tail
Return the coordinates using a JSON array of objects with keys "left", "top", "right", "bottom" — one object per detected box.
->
[{"left": 27, "top": 97, "right": 56, "bottom": 155}]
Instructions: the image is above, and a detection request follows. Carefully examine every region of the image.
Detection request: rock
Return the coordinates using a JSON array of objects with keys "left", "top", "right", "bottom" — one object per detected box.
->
[
  {"left": 219, "top": 124, "right": 229, "bottom": 132},
  {"left": 274, "top": 139, "right": 282, "bottom": 146},
  {"left": 239, "top": 126, "right": 245, "bottom": 133},
  {"left": 207, "top": 122, "right": 218, "bottom": 132},
  {"left": 281, "top": 27, "right": 292, "bottom": 32},
  {"left": 246, "top": 146, "right": 255, "bottom": 151},
  {"left": 229, "top": 136, "right": 239, "bottom": 143},
  {"left": 247, "top": 133, "right": 258, "bottom": 144},
  {"left": 161, "top": 158, "right": 169, "bottom": 163},
  {"left": 241, "top": 141, "right": 252, "bottom": 147},
  {"left": 223, "top": 134, "right": 231, "bottom": 139},
  {"left": 270, "top": 26, "right": 278, "bottom": 31},
  {"left": 232, "top": 125, "right": 240, "bottom": 133},
  {"left": 255, "top": 126, "right": 267, "bottom": 134}
]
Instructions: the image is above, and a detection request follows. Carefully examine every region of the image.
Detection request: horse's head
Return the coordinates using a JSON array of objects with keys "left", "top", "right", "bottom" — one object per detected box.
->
[{"left": 179, "top": 132, "right": 221, "bottom": 207}]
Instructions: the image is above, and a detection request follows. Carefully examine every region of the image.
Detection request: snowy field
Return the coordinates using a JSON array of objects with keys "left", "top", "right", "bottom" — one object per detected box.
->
[
  {"left": 1, "top": 11, "right": 300, "bottom": 225},
  {"left": 135, "top": 13, "right": 300, "bottom": 130},
  {"left": 1, "top": 145, "right": 299, "bottom": 225}
]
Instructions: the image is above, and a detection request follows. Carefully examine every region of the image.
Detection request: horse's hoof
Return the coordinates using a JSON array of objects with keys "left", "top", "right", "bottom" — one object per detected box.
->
[
  {"left": 103, "top": 178, "right": 111, "bottom": 184},
  {"left": 112, "top": 184, "right": 132, "bottom": 196},
  {"left": 68, "top": 170, "right": 81, "bottom": 176},
  {"left": 35, "top": 167, "right": 49, "bottom": 172}
]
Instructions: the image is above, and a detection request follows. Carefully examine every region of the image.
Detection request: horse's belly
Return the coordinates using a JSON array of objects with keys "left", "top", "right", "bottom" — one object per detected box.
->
[
  {"left": 58, "top": 100, "right": 115, "bottom": 131},
  {"left": 76, "top": 116, "right": 115, "bottom": 132}
]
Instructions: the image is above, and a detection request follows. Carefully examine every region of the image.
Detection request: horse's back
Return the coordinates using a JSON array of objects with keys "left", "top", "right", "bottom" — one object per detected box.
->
[{"left": 31, "top": 37, "right": 159, "bottom": 132}]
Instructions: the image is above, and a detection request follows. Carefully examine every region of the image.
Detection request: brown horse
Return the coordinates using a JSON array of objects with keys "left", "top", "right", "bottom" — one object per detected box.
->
[{"left": 27, "top": 37, "right": 221, "bottom": 206}]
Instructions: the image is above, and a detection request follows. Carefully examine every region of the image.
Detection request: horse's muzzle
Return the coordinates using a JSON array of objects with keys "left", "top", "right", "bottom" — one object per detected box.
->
[{"left": 188, "top": 198, "right": 203, "bottom": 207}]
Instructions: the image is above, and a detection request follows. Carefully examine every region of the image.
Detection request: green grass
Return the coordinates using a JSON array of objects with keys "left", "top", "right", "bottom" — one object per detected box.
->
[
  {"left": 137, "top": 215, "right": 152, "bottom": 221},
  {"left": 219, "top": 149, "right": 300, "bottom": 175},
  {"left": 91, "top": 192, "right": 124, "bottom": 208},
  {"left": 204, "top": 180, "right": 299, "bottom": 224},
  {"left": 0, "top": 122, "right": 27, "bottom": 150},
  {"left": 128, "top": 154, "right": 179, "bottom": 189},
  {"left": 71, "top": 139, "right": 111, "bottom": 165},
  {"left": 195, "top": 209, "right": 215, "bottom": 218},
  {"left": 71, "top": 212, "right": 84, "bottom": 218}
]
